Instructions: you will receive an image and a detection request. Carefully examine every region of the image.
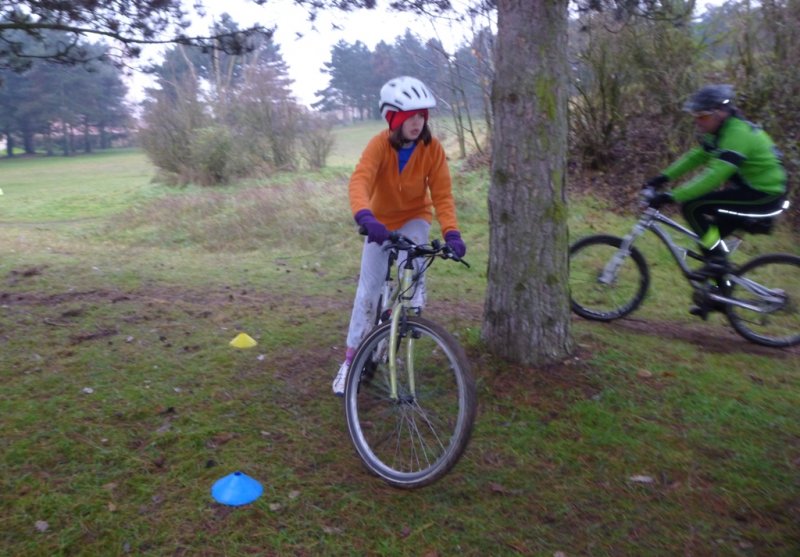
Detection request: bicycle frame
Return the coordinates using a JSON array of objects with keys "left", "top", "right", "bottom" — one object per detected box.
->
[
  {"left": 604, "top": 206, "right": 786, "bottom": 314},
  {"left": 601, "top": 207, "right": 702, "bottom": 285},
  {"left": 387, "top": 257, "right": 416, "bottom": 400}
]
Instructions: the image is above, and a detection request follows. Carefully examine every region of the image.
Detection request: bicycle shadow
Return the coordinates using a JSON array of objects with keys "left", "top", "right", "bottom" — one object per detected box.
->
[{"left": 588, "top": 316, "right": 800, "bottom": 358}]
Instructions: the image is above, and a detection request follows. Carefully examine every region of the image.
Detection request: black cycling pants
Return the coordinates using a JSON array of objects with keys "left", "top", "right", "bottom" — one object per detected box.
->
[{"left": 680, "top": 187, "right": 786, "bottom": 239}]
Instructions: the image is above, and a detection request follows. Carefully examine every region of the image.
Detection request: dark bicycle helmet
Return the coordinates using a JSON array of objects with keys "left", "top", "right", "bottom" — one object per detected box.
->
[{"left": 683, "top": 84, "right": 736, "bottom": 113}]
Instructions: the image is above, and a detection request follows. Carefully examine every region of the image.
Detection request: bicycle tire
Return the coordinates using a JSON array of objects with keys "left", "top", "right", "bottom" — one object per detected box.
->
[
  {"left": 569, "top": 234, "right": 650, "bottom": 321},
  {"left": 344, "top": 316, "right": 476, "bottom": 489},
  {"left": 725, "top": 253, "right": 800, "bottom": 347}
]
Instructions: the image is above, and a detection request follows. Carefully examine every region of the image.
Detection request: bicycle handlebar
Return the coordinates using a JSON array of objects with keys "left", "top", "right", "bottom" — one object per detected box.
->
[
  {"left": 639, "top": 186, "right": 667, "bottom": 213},
  {"left": 640, "top": 186, "right": 657, "bottom": 205},
  {"left": 357, "top": 226, "right": 470, "bottom": 267}
]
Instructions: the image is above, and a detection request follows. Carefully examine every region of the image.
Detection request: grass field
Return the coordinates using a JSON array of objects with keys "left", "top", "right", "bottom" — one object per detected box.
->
[{"left": 1, "top": 143, "right": 799, "bottom": 556}]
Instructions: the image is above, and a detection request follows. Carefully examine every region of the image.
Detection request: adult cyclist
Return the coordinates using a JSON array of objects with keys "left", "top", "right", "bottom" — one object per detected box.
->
[{"left": 645, "top": 84, "right": 788, "bottom": 280}]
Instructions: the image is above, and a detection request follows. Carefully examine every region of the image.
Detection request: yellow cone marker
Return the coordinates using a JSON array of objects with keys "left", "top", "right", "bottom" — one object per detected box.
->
[{"left": 230, "top": 332, "right": 257, "bottom": 349}]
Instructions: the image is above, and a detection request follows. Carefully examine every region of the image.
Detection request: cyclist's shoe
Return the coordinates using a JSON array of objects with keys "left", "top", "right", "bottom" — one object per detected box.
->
[
  {"left": 332, "top": 361, "right": 348, "bottom": 397},
  {"left": 689, "top": 304, "right": 710, "bottom": 320},
  {"left": 689, "top": 286, "right": 725, "bottom": 320}
]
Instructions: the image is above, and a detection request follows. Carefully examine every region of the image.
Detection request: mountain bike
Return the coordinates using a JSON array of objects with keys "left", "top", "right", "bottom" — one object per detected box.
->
[
  {"left": 569, "top": 188, "right": 798, "bottom": 347},
  {"left": 343, "top": 232, "right": 477, "bottom": 489}
]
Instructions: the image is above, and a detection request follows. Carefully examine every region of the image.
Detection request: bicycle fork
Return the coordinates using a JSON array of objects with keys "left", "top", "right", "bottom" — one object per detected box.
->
[
  {"left": 388, "top": 267, "right": 416, "bottom": 401},
  {"left": 600, "top": 221, "right": 648, "bottom": 284}
]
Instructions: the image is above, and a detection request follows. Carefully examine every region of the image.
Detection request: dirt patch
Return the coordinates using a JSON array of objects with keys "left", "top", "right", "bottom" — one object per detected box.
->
[
  {"left": 594, "top": 315, "right": 799, "bottom": 357},
  {"left": 3, "top": 273, "right": 795, "bottom": 358}
]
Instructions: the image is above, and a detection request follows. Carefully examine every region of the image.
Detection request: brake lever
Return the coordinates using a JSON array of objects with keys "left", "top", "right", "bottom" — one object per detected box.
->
[{"left": 441, "top": 245, "right": 470, "bottom": 267}]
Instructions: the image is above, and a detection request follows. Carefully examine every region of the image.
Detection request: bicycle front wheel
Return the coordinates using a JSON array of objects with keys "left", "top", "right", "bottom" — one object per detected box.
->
[
  {"left": 569, "top": 235, "right": 650, "bottom": 321},
  {"left": 725, "top": 253, "right": 800, "bottom": 347},
  {"left": 344, "top": 316, "right": 476, "bottom": 489}
]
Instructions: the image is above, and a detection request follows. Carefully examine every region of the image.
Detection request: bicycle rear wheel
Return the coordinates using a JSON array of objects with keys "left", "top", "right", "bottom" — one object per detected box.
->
[
  {"left": 725, "top": 253, "right": 800, "bottom": 347},
  {"left": 569, "top": 235, "right": 650, "bottom": 320},
  {"left": 344, "top": 316, "right": 476, "bottom": 489}
]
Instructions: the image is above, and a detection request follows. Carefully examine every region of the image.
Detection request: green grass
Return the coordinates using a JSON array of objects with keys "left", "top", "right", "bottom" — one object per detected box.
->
[
  {"left": 326, "top": 120, "right": 385, "bottom": 167},
  {"left": 1, "top": 146, "right": 799, "bottom": 556}
]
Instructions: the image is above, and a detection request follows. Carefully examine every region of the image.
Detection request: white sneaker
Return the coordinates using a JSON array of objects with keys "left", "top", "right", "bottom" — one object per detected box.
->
[{"left": 332, "top": 361, "right": 349, "bottom": 397}]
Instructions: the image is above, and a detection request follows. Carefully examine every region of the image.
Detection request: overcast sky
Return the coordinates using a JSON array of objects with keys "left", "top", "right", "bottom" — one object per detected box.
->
[
  {"left": 128, "top": 0, "right": 479, "bottom": 107},
  {"left": 129, "top": 0, "right": 723, "bottom": 108}
]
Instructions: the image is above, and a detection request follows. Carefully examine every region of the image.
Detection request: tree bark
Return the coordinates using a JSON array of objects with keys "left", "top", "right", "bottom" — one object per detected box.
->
[{"left": 482, "top": 0, "right": 573, "bottom": 365}]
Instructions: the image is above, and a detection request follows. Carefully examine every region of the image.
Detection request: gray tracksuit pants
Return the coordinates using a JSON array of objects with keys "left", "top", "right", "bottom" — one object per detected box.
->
[{"left": 345, "top": 219, "right": 430, "bottom": 350}]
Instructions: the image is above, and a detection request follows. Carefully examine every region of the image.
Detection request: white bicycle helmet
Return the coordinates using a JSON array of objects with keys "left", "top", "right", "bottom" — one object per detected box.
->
[{"left": 379, "top": 76, "right": 436, "bottom": 118}]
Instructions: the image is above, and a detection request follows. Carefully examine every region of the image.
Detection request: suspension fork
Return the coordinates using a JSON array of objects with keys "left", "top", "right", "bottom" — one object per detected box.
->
[
  {"left": 388, "top": 263, "right": 416, "bottom": 400},
  {"left": 600, "top": 218, "right": 650, "bottom": 284}
]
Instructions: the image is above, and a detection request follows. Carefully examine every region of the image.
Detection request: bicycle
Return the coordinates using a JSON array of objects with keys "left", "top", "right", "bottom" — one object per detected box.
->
[
  {"left": 569, "top": 187, "right": 799, "bottom": 347},
  {"left": 343, "top": 231, "right": 477, "bottom": 489}
]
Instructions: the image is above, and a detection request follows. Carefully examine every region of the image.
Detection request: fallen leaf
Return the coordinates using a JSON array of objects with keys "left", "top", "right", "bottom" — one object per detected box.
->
[
  {"left": 637, "top": 369, "right": 653, "bottom": 379},
  {"left": 269, "top": 503, "right": 282, "bottom": 512},
  {"left": 505, "top": 540, "right": 528, "bottom": 553},
  {"left": 35, "top": 520, "right": 49, "bottom": 532},
  {"left": 288, "top": 490, "right": 300, "bottom": 499},
  {"left": 211, "top": 432, "right": 236, "bottom": 446},
  {"left": 489, "top": 482, "right": 510, "bottom": 494},
  {"left": 489, "top": 481, "right": 524, "bottom": 495},
  {"left": 628, "top": 475, "right": 654, "bottom": 484}
]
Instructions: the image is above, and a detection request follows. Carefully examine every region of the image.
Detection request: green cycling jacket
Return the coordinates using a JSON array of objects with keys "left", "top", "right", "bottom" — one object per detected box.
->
[{"left": 663, "top": 115, "right": 786, "bottom": 203}]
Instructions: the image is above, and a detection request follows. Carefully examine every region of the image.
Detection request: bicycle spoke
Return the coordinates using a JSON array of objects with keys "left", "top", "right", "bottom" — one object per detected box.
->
[
  {"left": 726, "top": 254, "right": 800, "bottom": 347},
  {"left": 345, "top": 318, "right": 475, "bottom": 488},
  {"left": 569, "top": 235, "right": 649, "bottom": 321}
]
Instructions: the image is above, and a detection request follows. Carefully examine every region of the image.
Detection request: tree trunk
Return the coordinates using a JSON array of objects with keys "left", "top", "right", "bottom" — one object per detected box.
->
[
  {"left": 22, "top": 121, "right": 35, "bottom": 154},
  {"left": 482, "top": 0, "right": 573, "bottom": 365},
  {"left": 83, "top": 115, "right": 92, "bottom": 153},
  {"left": 5, "top": 129, "right": 14, "bottom": 157}
]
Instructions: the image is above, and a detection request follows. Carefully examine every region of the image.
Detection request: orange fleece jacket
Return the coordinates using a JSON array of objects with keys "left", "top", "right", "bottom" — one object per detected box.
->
[{"left": 349, "top": 130, "right": 459, "bottom": 235}]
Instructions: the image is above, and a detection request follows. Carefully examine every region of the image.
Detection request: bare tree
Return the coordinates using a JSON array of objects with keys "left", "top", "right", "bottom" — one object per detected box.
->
[{"left": 0, "top": 1, "right": 275, "bottom": 69}]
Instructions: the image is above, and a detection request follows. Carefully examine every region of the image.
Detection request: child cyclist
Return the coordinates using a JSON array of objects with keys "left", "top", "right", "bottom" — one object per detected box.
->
[{"left": 332, "top": 76, "right": 467, "bottom": 396}]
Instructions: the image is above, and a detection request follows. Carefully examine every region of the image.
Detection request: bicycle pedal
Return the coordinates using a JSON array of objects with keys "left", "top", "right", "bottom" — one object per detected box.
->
[{"left": 688, "top": 305, "right": 709, "bottom": 320}]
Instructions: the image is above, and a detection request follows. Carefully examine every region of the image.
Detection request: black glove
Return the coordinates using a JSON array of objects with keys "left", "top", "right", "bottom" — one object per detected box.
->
[
  {"left": 643, "top": 174, "right": 669, "bottom": 190},
  {"left": 649, "top": 191, "right": 674, "bottom": 209}
]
